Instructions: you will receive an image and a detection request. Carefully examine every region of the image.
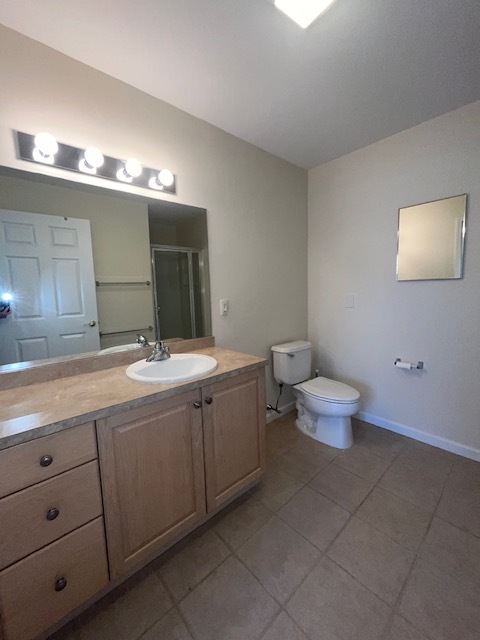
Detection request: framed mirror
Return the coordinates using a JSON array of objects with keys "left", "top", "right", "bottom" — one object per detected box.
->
[
  {"left": 0, "top": 167, "right": 211, "bottom": 369},
  {"left": 396, "top": 194, "right": 467, "bottom": 281}
]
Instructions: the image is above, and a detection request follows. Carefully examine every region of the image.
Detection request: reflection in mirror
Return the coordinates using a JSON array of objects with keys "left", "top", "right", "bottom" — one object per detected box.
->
[
  {"left": 396, "top": 194, "right": 467, "bottom": 281},
  {"left": 0, "top": 167, "right": 211, "bottom": 369}
]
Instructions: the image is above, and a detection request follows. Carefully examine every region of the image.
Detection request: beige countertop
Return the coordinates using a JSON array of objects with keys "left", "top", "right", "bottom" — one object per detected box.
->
[{"left": 0, "top": 348, "right": 267, "bottom": 450}]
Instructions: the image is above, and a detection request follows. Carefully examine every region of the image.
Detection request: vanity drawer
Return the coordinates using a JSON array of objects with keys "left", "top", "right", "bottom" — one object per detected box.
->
[
  {"left": 0, "top": 517, "right": 109, "bottom": 640},
  {"left": 0, "top": 461, "right": 103, "bottom": 570},
  {"left": 0, "top": 422, "right": 97, "bottom": 498}
]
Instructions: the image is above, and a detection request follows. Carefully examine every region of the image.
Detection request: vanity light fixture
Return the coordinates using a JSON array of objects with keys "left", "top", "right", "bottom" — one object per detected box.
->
[
  {"left": 15, "top": 131, "right": 177, "bottom": 195},
  {"left": 116, "top": 158, "right": 143, "bottom": 183},
  {"left": 79, "top": 146, "right": 105, "bottom": 174},
  {"left": 148, "top": 169, "right": 175, "bottom": 190},
  {"left": 32, "top": 132, "right": 58, "bottom": 164},
  {"left": 274, "top": 0, "right": 336, "bottom": 28}
]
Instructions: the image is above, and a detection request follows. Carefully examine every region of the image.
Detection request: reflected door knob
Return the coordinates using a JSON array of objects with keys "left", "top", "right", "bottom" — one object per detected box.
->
[{"left": 87, "top": 320, "right": 97, "bottom": 327}]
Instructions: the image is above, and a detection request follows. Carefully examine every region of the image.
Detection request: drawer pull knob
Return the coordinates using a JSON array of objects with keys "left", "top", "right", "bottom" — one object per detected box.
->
[
  {"left": 40, "top": 454, "right": 53, "bottom": 467},
  {"left": 46, "top": 507, "right": 60, "bottom": 521},
  {"left": 55, "top": 577, "right": 67, "bottom": 592},
  {"left": 193, "top": 401, "right": 202, "bottom": 409},
  {"left": 205, "top": 397, "right": 213, "bottom": 405}
]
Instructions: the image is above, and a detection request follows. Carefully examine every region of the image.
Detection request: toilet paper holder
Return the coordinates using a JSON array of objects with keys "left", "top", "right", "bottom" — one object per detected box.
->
[{"left": 394, "top": 358, "right": 424, "bottom": 370}]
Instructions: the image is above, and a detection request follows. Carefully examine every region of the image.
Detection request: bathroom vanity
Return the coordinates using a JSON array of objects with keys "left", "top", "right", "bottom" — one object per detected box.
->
[{"left": 0, "top": 345, "right": 266, "bottom": 640}]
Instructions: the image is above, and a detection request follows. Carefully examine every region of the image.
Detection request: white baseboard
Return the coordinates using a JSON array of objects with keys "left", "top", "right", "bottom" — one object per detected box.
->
[
  {"left": 357, "top": 411, "right": 480, "bottom": 462},
  {"left": 266, "top": 401, "right": 296, "bottom": 424}
]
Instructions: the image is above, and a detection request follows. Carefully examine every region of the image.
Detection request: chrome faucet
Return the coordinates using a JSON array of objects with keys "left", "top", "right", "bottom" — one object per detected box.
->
[
  {"left": 136, "top": 334, "right": 150, "bottom": 348},
  {"left": 146, "top": 340, "right": 171, "bottom": 362}
]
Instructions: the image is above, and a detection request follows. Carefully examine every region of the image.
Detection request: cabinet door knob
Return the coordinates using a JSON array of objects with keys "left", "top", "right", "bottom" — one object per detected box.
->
[
  {"left": 205, "top": 397, "right": 213, "bottom": 405},
  {"left": 46, "top": 507, "right": 60, "bottom": 521},
  {"left": 193, "top": 401, "right": 202, "bottom": 409},
  {"left": 40, "top": 454, "right": 53, "bottom": 467},
  {"left": 55, "top": 577, "right": 67, "bottom": 592}
]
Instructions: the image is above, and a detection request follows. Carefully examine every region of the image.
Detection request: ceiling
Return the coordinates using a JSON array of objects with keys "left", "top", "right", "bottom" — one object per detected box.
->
[{"left": 1, "top": 0, "right": 480, "bottom": 169}]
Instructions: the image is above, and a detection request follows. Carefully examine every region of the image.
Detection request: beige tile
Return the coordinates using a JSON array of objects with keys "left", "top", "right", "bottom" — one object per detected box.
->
[
  {"left": 140, "top": 608, "right": 193, "bottom": 640},
  {"left": 76, "top": 568, "right": 172, "bottom": 640},
  {"left": 356, "top": 487, "right": 431, "bottom": 551},
  {"left": 214, "top": 493, "right": 272, "bottom": 549},
  {"left": 395, "top": 443, "right": 453, "bottom": 483},
  {"left": 277, "top": 441, "right": 333, "bottom": 483},
  {"left": 236, "top": 516, "right": 320, "bottom": 604},
  {"left": 261, "top": 611, "right": 309, "bottom": 640},
  {"left": 385, "top": 616, "right": 430, "bottom": 640},
  {"left": 266, "top": 417, "right": 300, "bottom": 460},
  {"left": 250, "top": 464, "right": 303, "bottom": 511},
  {"left": 436, "top": 465, "right": 480, "bottom": 537},
  {"left": 156, "top": 530, "right": 230, "bottom": 601},
  {"left": 378, "top": 459, "right": 445, "bottom": 512},
  {"left": 353, "top": 421, "right": 406, "bottom": 461},
  {"left": 327, "top": 517, "right": 414, "bottom": 605},
  {"left": 399, "top": 558, "right": 480, "bottom": 640},
  {"left": 178, "top": 556, "right": 279, "bottom": 640},
  {"left": 419, "top": 517, "right": 480, "bottom": 588},
  {"left": 309, "top": 462, "right": 374, "bottom": 512},
  {"left": 286, "top": 556, "right": 391, "bottom": 640},
  {"left": 335, "top": 446, "right": 391, "bottom": 483},
  {"left": 293, "top": 434, "right": 342, "bottom": 462},
  {"left": 278, "top": 486, "right": 350, "bottom": 550}
]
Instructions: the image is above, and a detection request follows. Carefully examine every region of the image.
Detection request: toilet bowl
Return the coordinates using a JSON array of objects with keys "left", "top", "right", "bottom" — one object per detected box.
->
[
  {"left": 293, "top": 377, "right": 360, "bottom": 449},
  {"left": 271, "top": 341, "right": 360, "bottom": 449}
]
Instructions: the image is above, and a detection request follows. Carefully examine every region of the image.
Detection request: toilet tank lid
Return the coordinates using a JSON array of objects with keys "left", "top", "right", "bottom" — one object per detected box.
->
[{"left": 271, "top": 340, "right": 312, "bottom": 353}]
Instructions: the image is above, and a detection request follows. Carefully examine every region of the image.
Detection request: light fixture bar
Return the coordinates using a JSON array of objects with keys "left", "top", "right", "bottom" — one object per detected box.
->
[
  {"left": 15, "top": 131, "right": 176, "bottom": 195},
  {"left": 274, "top": 0, "right": 336, "bottom": 28}
]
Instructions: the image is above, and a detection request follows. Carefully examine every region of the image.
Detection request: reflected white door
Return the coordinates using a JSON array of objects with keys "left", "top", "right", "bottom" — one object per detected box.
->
[{"left": 0, "top": 210, "right": 100, "bottom": 365}]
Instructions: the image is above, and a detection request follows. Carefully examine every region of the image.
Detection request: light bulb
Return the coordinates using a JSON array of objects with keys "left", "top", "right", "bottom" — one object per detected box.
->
[
  {"left": 148, "top": 169, "right": 174, "bottom": 190},
  {"left": 79, "top": 146, "right": 104, "bottom": 173},
  {"left": 125, "top": 158, "right": 142, "bottom": 177},
  {"left": 117, "top": 158, "right": 142, "bottom": 182},
  {"left": 33, "top": 132, "right": 58, "bottom": 164},
  {"left": 1, "top": 293, "right": 12, "bottom": 302},
  {"left": 158, "top": 169, "right": 174, "bottom": 187}
]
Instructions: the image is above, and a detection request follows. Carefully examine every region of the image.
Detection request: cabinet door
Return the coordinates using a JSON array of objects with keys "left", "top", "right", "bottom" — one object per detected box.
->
[
  {"left": 202, "top": 368, "right": 266, "bottom": 512},
  {"left": 97, "top": 390, "right": 206, "bottom": 578}
]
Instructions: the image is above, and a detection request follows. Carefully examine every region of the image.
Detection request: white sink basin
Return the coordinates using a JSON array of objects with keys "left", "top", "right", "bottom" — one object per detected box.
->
[{"left": 126, "top": 353, "right": 218, "bottom": 384}]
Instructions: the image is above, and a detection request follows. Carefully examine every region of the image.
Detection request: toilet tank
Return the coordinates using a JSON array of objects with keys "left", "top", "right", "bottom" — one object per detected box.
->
[{"left": 271, "top": 341, "right": 312, "bottom": 385}]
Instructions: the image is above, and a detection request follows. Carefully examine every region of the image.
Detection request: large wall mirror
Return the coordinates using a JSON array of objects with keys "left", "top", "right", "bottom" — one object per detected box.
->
[
  {"left": 0, "top": 167, "right": 211, "bottom": 369},
  {"left": 396, "top": 194, "right": 467, "bottom": 281}
]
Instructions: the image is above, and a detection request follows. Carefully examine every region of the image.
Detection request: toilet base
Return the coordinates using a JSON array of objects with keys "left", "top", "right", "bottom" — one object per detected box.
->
[{"left": 295, "top": 408, "right": 354, "bottom": 449}]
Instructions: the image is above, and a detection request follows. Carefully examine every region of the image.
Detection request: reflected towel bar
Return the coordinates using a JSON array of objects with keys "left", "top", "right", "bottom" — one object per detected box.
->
[
  {"left": 100, "top": 326, "right": 153, "bottom": 337},
  {"left": 96, "top": 280, "right": 151, "bottom": 286}
]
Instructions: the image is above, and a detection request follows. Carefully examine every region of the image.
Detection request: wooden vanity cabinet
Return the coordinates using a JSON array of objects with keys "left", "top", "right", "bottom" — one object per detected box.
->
[
  {"left": 97, "top": 366, "right": 266, "bottom": 579},
  {"left": 202, "top": 368, "right": 266, "bottom": 511},
  {"left": 97, "top": 389, "right": 207, "bottom": 579}
]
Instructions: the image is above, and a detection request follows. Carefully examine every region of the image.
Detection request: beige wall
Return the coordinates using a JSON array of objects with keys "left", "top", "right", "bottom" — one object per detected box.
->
[
  {"left": 0, "top": 26, "right": 308, "bottom": 405},
  {"left": 308, "top": 100, "right": 480, "bottom": 458}
]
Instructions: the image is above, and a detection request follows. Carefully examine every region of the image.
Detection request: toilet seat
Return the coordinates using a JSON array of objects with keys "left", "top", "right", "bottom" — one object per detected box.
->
[{"left": 300, "top": 377, "right": 360, "bottom": 405}]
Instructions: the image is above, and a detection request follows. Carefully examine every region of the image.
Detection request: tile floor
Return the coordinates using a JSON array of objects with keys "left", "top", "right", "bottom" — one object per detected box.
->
[{"left": 51, "top": 413, "right": 480, "bottom": 640}]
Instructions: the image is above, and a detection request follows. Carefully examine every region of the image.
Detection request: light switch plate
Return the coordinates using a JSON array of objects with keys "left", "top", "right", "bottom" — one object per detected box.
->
[{"left": 220, "top": 299, "right": 229, "bottom": 316}]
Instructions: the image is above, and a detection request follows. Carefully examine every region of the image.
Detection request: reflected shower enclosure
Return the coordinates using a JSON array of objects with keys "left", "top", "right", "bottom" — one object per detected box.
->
[{"left": 152, "top": 246, "right": 207, "bottom": 340}]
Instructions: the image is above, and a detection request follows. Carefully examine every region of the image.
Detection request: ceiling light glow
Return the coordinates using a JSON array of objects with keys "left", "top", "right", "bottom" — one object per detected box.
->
[
  {"left": 274, "top": 0, "right": 336, "bottom": 28},
  {"left": 32, "top": 132, "right": 58, "bottom": 164}
]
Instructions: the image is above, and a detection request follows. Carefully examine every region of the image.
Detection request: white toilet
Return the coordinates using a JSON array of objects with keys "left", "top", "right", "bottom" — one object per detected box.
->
[{"left": 271, "top": 341, "right": 360, "bottom": 449}]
